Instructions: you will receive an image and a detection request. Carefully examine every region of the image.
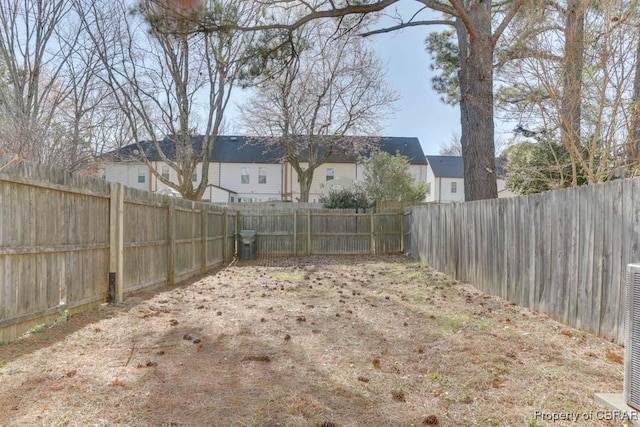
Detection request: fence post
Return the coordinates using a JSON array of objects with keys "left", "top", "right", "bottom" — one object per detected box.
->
[
  {"left": 307, "top": 210, "right": 312, "bottom": 255},
  {"left": 293, "top": 210, "right": 297, "bottom": 256},
  {"left": 222, "top": 208, "right": 228, "bottom": 262},
  {"left": 399, "top": 211, "right": 404, "bottom": 253},
  {"left": 370, "top": 212, "right": 375, "bottom": 255},
  {"left": 167, "top": 200, "right": 176, "bottom": 286},
  {"left": 201, "top": 207, "right": 208, "bottom": 273},
  {"left": 236, "top": 211, "right": 241, "bottom": 257},
  {"left": 109, "top": 182, "right": 124, "bottom": 303}
]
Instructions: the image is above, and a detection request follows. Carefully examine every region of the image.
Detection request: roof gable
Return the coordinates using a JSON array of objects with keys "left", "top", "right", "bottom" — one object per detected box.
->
[{"left": 426, "top": 155, "right": 464, "bottom": 178}]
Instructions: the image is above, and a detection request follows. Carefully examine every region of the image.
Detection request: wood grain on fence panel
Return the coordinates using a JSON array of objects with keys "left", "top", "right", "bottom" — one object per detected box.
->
[
  {"left": 233, "top": 209, "right": 403, "bottom": 257},
  {"left": 0, "top": 159, "right": 111, "bottom": 342},
  {"left": 406, "top": 178, "right": 640, "bottom": 343},
  {"left": 174, "top": 205, "right": 199, "bottom": 282},
  {"left": 206, "top": 210, "right": 222, "bottom": 266},
  {"left": 122, "top": 188, "right": 169, "bottom": 293},
  {"left": 618, "top": 179, "right": 640, "bottom": 344},
  {"left": 601, "top": 181, "right": 624, "bottom": 341},
  {"left": 226, "top": 211, "right": 236, "bottom": 261},
  {"left": 0, "top": 157, "right": 240, "bottom": 343},
  {"left": 374, "top": 213, "right": 403, "bottom": 254}
]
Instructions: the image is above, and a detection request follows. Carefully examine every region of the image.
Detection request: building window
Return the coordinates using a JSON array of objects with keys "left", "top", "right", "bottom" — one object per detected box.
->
[
  {"left": 326, "top": 167, "right": 334, "bottom": 181},
  {"left": 258, "top": 167, "right": 267, "bottom": 184},
  {"left": 138, "top": 170, "right": 146, "bottom": 184},
  {"left": 161, "top": 166, "right": 170, "bottom": 180},
  {"left": 241, "top": 167, "right": 250, "bottom": 184},
  {"left": 451, "top": 181, "right": 457, "bottom": 193},
  {"left": 192, "top": 171, "right": 197, "bottom": 182}
]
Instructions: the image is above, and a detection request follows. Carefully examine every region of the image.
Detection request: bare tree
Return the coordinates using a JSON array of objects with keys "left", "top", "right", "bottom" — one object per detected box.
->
[
  {"left": 497, "top": 0, "right": 640, "bottom": 186},
  {"left": 438, "top": 133, "right": 462, "bottom": 156},
  {"left": 438, "top": 131, "right": 506, "bottom": 157},
  {"left": 627, "top": 7, "right": 640, "bottom": 175},
  {"left": 0, "top": 0, "right": 73, "bottom": 167},
  {"left": 75, "top": 0, "right": 260, "bottom": 199},
  {"left": 239, "top": 18, "right": 398, "bottom": 202},
  {"left": 0, "top": 0, "right": 120, "bottom": 172},
  {"left": 560, "top": 0, "right": 586, "bottom": 186},
  {"left": 144, "top": 0, "right": 526, "bottom": 201}
]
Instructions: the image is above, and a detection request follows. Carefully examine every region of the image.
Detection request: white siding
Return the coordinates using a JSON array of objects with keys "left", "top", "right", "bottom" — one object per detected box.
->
[
  {"left": 103, "top": 163, "right": 150, "bottom": 191},
  {"left": 409, "top": 164, "right": 428, "bottom": 184},
  {"left": 219, "top": 162, "right": 283, "bottom": 201},
  {"left": 291, "top": 162, "right": 358, "bottom": 202},
  {"left": 103, "top": 161, "right": 226, "bottom": 195},
  {"left": 150, "top": 161, "right": 221, "bottom": 193},
  {"left": 439, "top": 178, "right": 465, "bottom": 202},
  {"left": 425, "top": 166, "right": 438, "bottom": 202},
  {"left": 205, "top": 186, "right": 234, "bottom": 203},
  {"left": 425, "top": 165, "right": 464, "bottom": 203},
  {"left": 323, "top": 176, "right": 356, "bottom": 194},
  {"left": 102, "top": 154, "right": 430, "bottom": 203}
]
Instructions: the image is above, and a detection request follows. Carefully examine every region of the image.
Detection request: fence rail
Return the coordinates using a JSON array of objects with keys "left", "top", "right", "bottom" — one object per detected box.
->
[
  {"left": 406, "top": 178, "right": 640, "bottom": 344},
  {"left": 0, "top": 157, "right": 236, "bottom": 342},
  {"left": 5, "top": 155, "right": 633, "bottom": 346},
  {"left": 0, "top": 158, "right": 406, "bottom": 342},
  {"left": 237, "top": 209, "right": 404, "bottom": 256}
]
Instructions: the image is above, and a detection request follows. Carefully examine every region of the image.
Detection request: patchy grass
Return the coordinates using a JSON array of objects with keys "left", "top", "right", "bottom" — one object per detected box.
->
[
  {"left": 270, "top": 269, "right": 306, "bottom": 281},
  {"left": 0, "top": 255, "right": 626, "bottom": 426}
]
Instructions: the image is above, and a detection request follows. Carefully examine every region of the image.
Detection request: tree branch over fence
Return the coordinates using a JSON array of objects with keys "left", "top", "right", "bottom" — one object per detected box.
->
[{"left": 359, "top": 19, "right": 454, "bottom": 37}]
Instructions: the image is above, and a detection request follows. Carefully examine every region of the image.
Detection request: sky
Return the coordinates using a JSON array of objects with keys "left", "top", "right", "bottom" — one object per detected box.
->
[
  {"left": 228, "top": 7, "right": 465, "bottom": 158},
  {"left": 367, "top": 8, "right": 460, "bottom": 156}
]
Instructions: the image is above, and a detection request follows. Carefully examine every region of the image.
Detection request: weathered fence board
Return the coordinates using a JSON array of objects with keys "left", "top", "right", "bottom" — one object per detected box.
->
[
  {"left": 236, "top": 210, "right": 404, "bottom": 256},
  {"left": 2, "top": 157, "right": 405, "bottom": 342},
  {"left": 406, "top": 178, "right": 640, "bottom": 344},
  {"left": 0, "top": 157, "right": 235, "bottom": 342},
  {"left": 0, "top": 158, "right": 112, "bottom": 342}
]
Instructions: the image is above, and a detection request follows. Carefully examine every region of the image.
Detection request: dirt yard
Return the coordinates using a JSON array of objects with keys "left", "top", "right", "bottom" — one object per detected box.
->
[{"left": 0, "top": 255, "right": 629, "bottom": 426}]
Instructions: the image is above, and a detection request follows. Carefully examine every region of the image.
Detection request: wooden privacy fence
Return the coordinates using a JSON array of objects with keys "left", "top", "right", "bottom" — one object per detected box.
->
[
  {"left": 405, "top": 178, "right": 640, "bottom": 344},
  {"left": 237, "top": 209, "right": 404, "bottom": 256},
  {"left": 0, "top": 158, "right": 236, "bottom": 342}
]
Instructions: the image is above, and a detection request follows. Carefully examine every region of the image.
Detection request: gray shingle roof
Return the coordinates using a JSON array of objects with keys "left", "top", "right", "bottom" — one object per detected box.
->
[
  {"left": 105, "top": 136, "right": 427, "bottom": 165},
  {"left": 426, "top": 155, "right": 464, "bottom": 178}
]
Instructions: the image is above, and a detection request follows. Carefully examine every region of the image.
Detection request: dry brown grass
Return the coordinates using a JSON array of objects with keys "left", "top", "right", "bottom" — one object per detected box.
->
[{"left": 0, "top": 255, "right": 627, "bottom": 426}]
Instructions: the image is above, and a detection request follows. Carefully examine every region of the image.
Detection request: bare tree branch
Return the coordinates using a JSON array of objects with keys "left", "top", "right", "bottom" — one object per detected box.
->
[{"left": 359, "top": 19, "right": 454, "bottom": 37}]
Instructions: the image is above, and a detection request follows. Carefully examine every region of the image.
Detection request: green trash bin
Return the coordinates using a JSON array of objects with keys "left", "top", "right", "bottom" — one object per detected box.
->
[{"left": 239, "top": 230, "right": 257, "bottom": 260}]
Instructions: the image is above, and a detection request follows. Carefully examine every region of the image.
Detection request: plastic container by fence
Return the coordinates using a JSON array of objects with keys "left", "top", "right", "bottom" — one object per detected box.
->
[{"left": 239, "top": 230, "right": 257, "bottom": 260}]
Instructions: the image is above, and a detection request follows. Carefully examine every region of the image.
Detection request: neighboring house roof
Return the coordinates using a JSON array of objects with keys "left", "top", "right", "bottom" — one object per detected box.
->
[
  {"left": 425, "top": 155, "right": 507, "bottom": 178},
  {"left": 315, "top": 136, "right": 427, "bottom": 164},
  {"left": 213, "top": 136, "right": 283, "bottom": 163},
  {"left": 104, "top": 136, "right": 282, "bottom": 163},
  {"left": 377, "top": 137, "right": 427, "bottom": 165},
  {"left": 426, "top": 155, "right": 464, "bottom": 178},
  {"left": 103, "top": 135, "right": 427, "bottom": 165}
]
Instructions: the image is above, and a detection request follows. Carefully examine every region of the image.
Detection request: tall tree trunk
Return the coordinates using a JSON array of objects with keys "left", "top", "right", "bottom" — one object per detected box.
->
[
  {"left": 629, "top": 31, "right": 640, "bottom": 175},
  {"left": 298, "top": 172, "right": 312, "bottom": 202},
  {"left": 561, "top": 0, "right": 585, "bottom": 185},
  {"left": 457, "top": 12, "right": 497, "bottom": 201}
]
